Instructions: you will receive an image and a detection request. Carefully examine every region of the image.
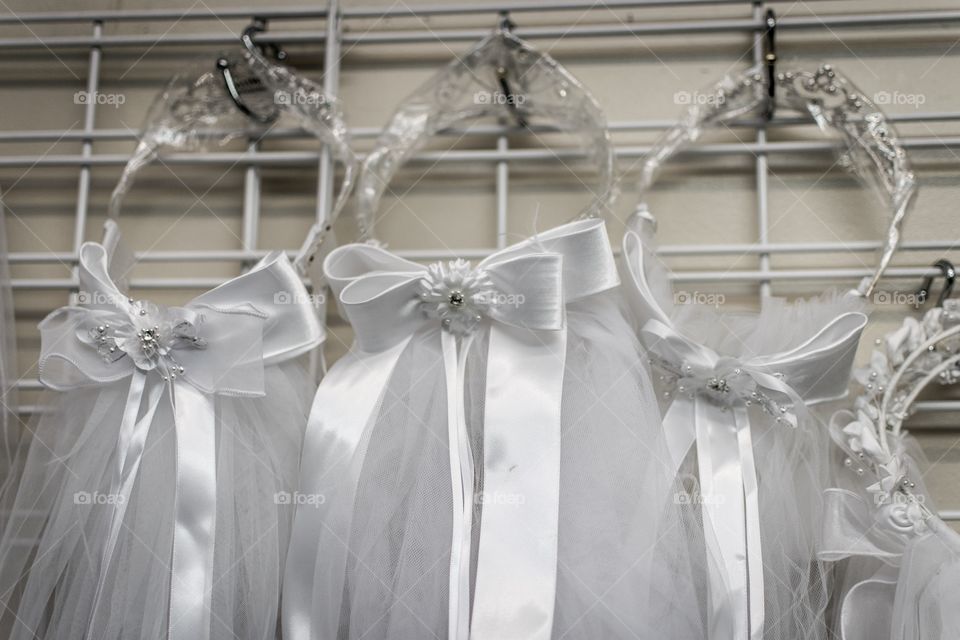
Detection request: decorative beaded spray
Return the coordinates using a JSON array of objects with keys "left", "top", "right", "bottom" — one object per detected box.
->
[
  {"left": 418, "top": 259, "right": 499, "bottom": 336},
  {"left": 831, "top": 300, "right": 960, "bottom": 532},
  {"left": 86, "top": 299, "right": 207, "bottom": 381}
]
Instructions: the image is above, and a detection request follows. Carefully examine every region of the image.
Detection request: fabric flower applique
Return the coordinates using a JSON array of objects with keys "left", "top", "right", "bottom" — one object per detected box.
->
[
  {"left": 79, "top": 299, "right": 207, "bottom": 379},
  {"left": 419, "top": 259, "right": 499, "bottom": 336}
]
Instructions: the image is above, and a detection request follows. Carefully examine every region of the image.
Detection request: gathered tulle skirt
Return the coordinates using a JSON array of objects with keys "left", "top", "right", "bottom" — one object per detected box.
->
[
  {"left": 0, "top": 361, "right": 313, "bottom": 640},
  {"left": 636, "top": 292, "right": 868, "bottom": 640},
  {"left": 826, "top": 436, "right": 960, "bottom": 640},
  {"left": 286, "top": 292, "right": 702, "bottom": 639}
]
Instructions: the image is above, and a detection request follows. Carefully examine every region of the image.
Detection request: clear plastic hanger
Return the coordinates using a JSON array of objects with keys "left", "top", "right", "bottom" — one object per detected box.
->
[
  {"left": 634, "top": 16, "right": 916, "bottom": 298},
  {"left": 350, "top": 13, "right": 617, "bottom": 245},
  {"left": 106, "top": 18, "right": 356, "bottom": 248}
]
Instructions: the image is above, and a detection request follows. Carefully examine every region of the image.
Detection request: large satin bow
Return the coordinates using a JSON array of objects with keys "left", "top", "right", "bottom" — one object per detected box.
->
[
  {"left": 39, "top": 242, "right": 321, "bottom": 640},
  {"left": 641, "top": 313, "right": 865, "bottom": 640},
  {"left": 620, "top": 224, "right": 868, "bottom": 639},
  {"left": 284, "top": 219, "right": 618, "bottom": 640}
]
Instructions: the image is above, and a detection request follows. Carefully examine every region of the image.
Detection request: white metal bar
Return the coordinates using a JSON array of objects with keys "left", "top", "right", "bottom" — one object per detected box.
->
[
  {"left": 0, "top": 1, "right": 871, "bottom": 25},
  {"left": 496, "top": 136, "right": 509, "bottom": 250},
  {"left": 73, "top": 21, "right": 102, "bottom": 256},
  {"left": 915, "top": 401, "right": 960, "bottom": 413},
  {"left": 752, "top": 3, "right": 771, "bottom": 299},
  {"left": 315, "top": 0, "right": 341, "bottom": 227},
  {"left": 2, "top": 8, "right": 960, "bottom": 49},
  {"left": 9, "top": 265, "right": 951, "bottom": 291},
  {"left": 310, "top": 0, "right": 342, "bottom": 381},
  {"left": 241, "top": 140, "right": 261, "bottom": 253},
  {"left": 9, "top": 240, "right": 960, "bottom": 265},
  {"left": 4, "top": 110, "right": 959, "bottom": 144},
  {"left": 4, "top": 135, "right": 960, "bottom": 167}
]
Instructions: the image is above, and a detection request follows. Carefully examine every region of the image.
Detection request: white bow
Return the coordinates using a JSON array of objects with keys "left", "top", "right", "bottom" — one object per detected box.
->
[
  {"left": 39, "top": 243, "right": 321, "bottom": 640},
  {"left": 284, "top": 219, "right": 619, "bottom": 640}
]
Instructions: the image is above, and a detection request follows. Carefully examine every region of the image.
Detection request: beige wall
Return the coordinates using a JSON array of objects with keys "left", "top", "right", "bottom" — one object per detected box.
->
[{"left": 2, "top": 0, "right": 960, "bottom": 515}]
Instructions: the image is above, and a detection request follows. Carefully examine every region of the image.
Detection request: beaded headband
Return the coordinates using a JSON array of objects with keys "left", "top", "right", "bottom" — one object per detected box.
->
[{"left": 636, "top": 63, "right": 917, "bottom": 298}]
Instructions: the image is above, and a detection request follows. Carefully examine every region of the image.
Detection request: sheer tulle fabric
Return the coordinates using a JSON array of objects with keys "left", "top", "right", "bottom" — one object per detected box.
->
[
  {"left": 0, "top": 362, "right": 312, "bottom": 640},
  {"left": 628, "top": 225, "right": 867, "bottom": 640},
  {"left": 826, "top": 440, "right": 960, "bottom": 640},
  {"left": 290, "top": 292, "right": 699, "bottom": 639},
  {"left": 0, "top": 208, "right": 15, "bottom": 495}
]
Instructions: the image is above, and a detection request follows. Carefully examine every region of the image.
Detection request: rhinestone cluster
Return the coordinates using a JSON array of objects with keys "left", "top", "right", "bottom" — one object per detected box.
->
[
  {"left": 776, "top": 64, "right": 913, "bottom": 207},
  {"left": 650, "top": 355, "right": 793, "bottom": 425},
  {"left": 85, "top": 299, "right": 207, "bottom": 380},
  {"left": 418, "top": 259, "right": 498, "bottom": 336},
  {"left": 687, "top": 63, "right": 913, "bottom": 222}
]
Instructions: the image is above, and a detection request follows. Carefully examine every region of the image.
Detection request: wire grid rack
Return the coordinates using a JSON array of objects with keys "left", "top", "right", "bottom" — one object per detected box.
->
[{"left": 1, "top": 0, "right": 960, "bottom": 520}]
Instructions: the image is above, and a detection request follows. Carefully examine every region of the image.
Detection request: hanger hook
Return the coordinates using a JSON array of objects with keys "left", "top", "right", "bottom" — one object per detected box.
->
[
  {"left": 763, "top": 9, "right": 777, "bottom": 121},
  {"left": 497, "top": 10, "right": 516, "bottom": 34},
  {"left": 916, "top": 259, "right": 957, "bottom": 307},
  {"left": 494, "top": 11, "right": 527, "bottom": 129},
  {"left": 240, "top": 17, "right": 287, "bottom": 61},
  {"left": 217, "top": 17, "right": 286, "bottom": 123}
]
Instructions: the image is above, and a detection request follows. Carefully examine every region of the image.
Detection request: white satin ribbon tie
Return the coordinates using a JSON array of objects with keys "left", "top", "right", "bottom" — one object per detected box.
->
[
  {"left": 641, "top": 311, "right": 866, "bottom": 640},
  {"left": 306, "top": 219, "right": 618, "bottom": 640},
  {"left": 39, "top": 244, "right": 321, "bottom": 640}
]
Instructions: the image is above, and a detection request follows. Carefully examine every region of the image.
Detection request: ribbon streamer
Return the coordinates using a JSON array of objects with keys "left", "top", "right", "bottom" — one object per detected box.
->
[
  {"left": 623, "top": 228, "right": 867, "bottom": 640},
  {"left": 39, "top": 244, "right": 321, "bottom": 640},
  {"left": 444, "top": 330, "right": 476, "bottom": 640},
  {"left": 286, "top": 219, "right": 618, "bottom": 639},
  {"left": 470, "top": 323, "right": 565, "bottom": 640}
]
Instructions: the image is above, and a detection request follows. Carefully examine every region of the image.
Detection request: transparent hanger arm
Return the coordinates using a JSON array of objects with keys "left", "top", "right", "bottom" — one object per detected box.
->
[
  {"left": 354, "top": 28, "right": 616, "bottom": 243},
  {"left": 634, "top": 63, "right": 917, "bottom": 296}
]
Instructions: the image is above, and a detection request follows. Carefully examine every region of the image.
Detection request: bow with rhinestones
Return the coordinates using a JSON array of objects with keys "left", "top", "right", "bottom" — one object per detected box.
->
[
  {"left": 641, "top": 315, "right": 865, "bottom": 640},
  {"left": 38, "top": 242, "right": 321, "bottom": 640},
  {"left": 284, "top": 219, "right": 618, "bottom": 640},
  {"left": 326, "top": 240, "right": 564, "bottom": 639}
]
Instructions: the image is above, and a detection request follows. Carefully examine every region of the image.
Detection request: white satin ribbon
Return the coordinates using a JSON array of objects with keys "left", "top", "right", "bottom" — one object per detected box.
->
[
  {"left": 39, "top": 243, "right": 322, "bottom": 640},
  {"left": 444, "top": 330, "right": 476, "bottom": 640},
  {"left": 470, "top": 323, "right": 565, "bottom": 640},
  {"left": 286, "top": 218, "right": 617, "bottom": 640},
  {"left": 641, "top": 313, "right": 865, "bottom": 640},
  {"left": 329, "top": 239, "right": 566, "bottom": 640},
  {"left": 283, "top": 338, "right": 413, "bottom": 640},
  {"left": 641, "top": 314, "right": 863, "bottom": 639},
  {"left": 622, "top": 227, "right": 866, "bottom": 640},
  {"left": 168, "top": 381, "right": 217, "bottom": 640},
  {"left": 819, "top": 487, "right": 960, "bottom": 639},
  {"left": 819, "top": 489, "right": 913, "bottom": 640}
]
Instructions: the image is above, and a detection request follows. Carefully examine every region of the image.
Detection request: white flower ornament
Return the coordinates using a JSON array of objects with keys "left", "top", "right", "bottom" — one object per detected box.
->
[
  {"left": 79, "top": 299, "right": 207, "bottom": 380},
  {"left": 419, "top": 259, "right": 499, "bottom": 336}
]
